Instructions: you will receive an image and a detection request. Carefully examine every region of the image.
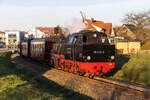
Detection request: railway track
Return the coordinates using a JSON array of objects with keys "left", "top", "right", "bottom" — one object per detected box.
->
[
  {"left": 51, "top": 68, "right": 150, "bottom": 98},
  {"left": 94, "top": 77, "right": 150, "bottom": 98}
]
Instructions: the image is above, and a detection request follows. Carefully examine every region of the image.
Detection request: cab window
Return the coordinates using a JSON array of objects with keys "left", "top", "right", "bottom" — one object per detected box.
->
[
  {"left": 67, "top": 35, "right": 74, "bottom": 44},
  {"left": 83, "top": 36, "right": 87, "bottom": 43},
  {"left": 73, "top": 36, "right": 78, "bottom": 44}
]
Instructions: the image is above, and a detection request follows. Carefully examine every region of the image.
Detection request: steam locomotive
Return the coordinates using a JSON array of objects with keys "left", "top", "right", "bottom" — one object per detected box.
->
[{"left": 19, "top": 30, "right": 115, "bottom": 78}]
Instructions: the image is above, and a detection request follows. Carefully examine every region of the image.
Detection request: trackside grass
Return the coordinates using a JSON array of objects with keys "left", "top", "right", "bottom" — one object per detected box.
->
[
  {"left": 0, "top": 52, "right": 90, "bottom": 100},
  {"left": 113, "top": 54, "right": 150, "bottom": 87}
]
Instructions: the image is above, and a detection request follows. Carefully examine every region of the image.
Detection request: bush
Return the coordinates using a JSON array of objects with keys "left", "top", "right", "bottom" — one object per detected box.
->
[{"left": 112, "top": 54, "right": 150, "bottom": 86}]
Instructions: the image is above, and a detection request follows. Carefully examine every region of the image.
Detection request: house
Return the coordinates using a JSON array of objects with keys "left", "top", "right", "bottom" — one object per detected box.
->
[
  {"left": 116, "top": 24, "right": 136, "bottom": 41},
  {"left": 28, "top": 27, "right": 54, "bottom": 39},
  {"left": 83, "top": 18, "right": 114, "bottom": 36},
  {"left": 0, "top": 31, "right": 5, "bottom": 42},
  {"left": 115, "top": 41, "right": 141, "bottom": 54},
  {"left": 25, "top": 31, "right": 29, "bottom": 39},
  {"left": 36, "top": 27, "right": 54, "bottom": 38},
  {"left": 5, "top": 30, "right": 25, "bottom": 46}
]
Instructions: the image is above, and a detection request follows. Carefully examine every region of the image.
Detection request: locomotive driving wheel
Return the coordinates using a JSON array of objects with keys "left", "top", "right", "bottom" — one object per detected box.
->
[
  {"left": 68, "top": 62, "right": 72, "bottom": 73},
  {"left": 98, "top": 67, "right": 105, "bottom": 78},
  {"left": 99, "top": 71, "right": 105, "bottom": 78},
  {"left": 57, "top": 58, "right": 61, "bottom": 70},
  {"left": 78, "top": 72, "right": 85, "bottom": 76},
  {"left": 54, "top": 57, "right": 61, "bottom": 69},
  {"left": 62, "top": 61, "right": 66, "bottom": 71},
  {"left": 72, "top": 64, "right": 76, "bottom": 74},
  {"left": 78, "top": 69, "right": 85, "bottom": 76},
  {"left": 88, "top": 71, "right": 94, "bottom": 79}
]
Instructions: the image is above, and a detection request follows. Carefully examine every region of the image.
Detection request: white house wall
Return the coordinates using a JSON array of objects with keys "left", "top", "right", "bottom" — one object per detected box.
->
[
  {"left": 28, "top": 28, "right": 36, "bottom": 38},
  {"left": 5, "top": 31, "right": 25, "bottom": 45},
  {"left": 0, "top": 34, "right": 5, "bottom": 42},
  {"left": 36, "top": 30, "right": 45, "bottom": 38}
]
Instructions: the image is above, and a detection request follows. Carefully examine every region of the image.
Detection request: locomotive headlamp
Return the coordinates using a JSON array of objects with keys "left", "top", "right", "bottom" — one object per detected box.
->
[
  {"left": 111, "top": 56, "right": 115, "bottom": 60},
  {"left": 87, "top": 56, "right": 91, "bottom": 60},
  {"left": 93, "top": 34, "right": 97, "bottom": 38}
]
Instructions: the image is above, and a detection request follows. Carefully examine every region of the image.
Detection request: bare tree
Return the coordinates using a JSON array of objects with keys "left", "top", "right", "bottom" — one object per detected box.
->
[
  {"left": 122, "top": 10, "right": 150, "bottom": 44},
  {"left": 122, "top": 10, "right": 150, "bottom": 29}
]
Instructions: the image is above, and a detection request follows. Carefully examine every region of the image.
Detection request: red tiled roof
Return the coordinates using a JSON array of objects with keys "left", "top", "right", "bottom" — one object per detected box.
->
[
  {"left": 104, "top": 23, "right": 112, "bottom": 35},
  {"left": 84, "top": 18, "right": 112, "bottom": 35},
  {"left": 0, "top": 31, "right": 5, "bottom": 34},
  {"left": 36, "top": 27, "right": 54, "bottom": 34},
  {"left": 25, "top": 31, "right": 28, "bottom": 34}
]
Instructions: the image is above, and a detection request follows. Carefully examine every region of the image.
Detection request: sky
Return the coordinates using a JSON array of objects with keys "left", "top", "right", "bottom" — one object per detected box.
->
[{"left": 0, "top": 0, "right": 150, "bottom": 31}]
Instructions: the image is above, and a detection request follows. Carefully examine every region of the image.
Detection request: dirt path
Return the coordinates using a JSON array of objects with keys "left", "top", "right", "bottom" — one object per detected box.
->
[{"left": 11, "top": 53, "right": 149, "bottom": 100}]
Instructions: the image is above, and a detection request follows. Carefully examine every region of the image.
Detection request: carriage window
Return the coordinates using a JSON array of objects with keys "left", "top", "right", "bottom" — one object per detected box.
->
[
  {"left": 38, "top": 44, "right": 39, "bottom": 51},
  {"left": 35, "top": 44, "right": 36, "bottom": 51},
  {"left": 40, "top": 44, "right": 41, "bottom": 52},
  {"left": 34, "top": 44, "right": 36, "bottom": 50},
  {"left": 42, "top": 44, "right": 44, "bottom": 48},
  {"left": 36, "top": 44, "right": 38, "bottom": 51},
  {"left": 41, "top": 44, "right": 42, "bottom": 52},
  {"left": 33, "top": 44, "right": 34, "bottom": 50},
  {"left": 41, "top": 44, "right": 42, "bottom": 49},
  {"left": 40, "top": 44, "right": 41, "bottom": 49}
]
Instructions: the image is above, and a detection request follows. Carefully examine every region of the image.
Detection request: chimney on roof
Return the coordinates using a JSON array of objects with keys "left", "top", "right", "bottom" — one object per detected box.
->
[{"left": 91, "top": 18, "right": 96, "bottom": 23}]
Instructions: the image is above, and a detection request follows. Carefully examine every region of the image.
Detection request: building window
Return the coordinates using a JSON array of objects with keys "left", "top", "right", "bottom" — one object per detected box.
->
[
  {"left": 8, "top": 34, "right": 16, "bottom": 38},
  {"left": 13, "top": 39, "right": 17, "bottom": 43}
]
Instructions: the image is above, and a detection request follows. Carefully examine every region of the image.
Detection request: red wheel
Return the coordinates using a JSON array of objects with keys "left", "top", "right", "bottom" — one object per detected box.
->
[{"left": 88, "top": 72, "right": 94, "bottom": 79}]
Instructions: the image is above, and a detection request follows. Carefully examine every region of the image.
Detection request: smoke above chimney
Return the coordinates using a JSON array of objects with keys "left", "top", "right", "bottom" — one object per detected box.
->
[{"left": 66, "top": 18, "right": 86, "bottom": 35}]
